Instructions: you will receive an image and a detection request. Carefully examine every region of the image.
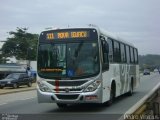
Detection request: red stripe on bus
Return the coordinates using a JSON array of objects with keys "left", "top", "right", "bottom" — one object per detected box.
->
[{"left": 55, "top": 80, "right": 59, "bottom": 93}]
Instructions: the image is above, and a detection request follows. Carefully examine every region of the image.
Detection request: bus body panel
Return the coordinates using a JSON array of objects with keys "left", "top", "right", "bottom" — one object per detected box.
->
[
  {"left": 37, "top": 87, "right": 102, "bottom": 103},
  {"left": 37, "top": 74, "right": 103, "bottom": 103},
  {"left": 102, "top": 64, "right": 139, "bottom": 103}
]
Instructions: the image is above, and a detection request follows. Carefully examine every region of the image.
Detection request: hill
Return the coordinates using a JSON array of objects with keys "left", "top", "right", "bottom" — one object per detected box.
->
[{"left": 139, "top": 54, "right": 160, "bottom": 71}]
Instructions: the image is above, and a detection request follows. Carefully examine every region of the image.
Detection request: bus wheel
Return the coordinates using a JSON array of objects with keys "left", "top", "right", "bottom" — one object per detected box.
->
[
  {"left": 108, "top": 86, "right": 115, "bottom": 105},
  {"left": 104, "top": 83, "right": 115, "bottom": 106},
  {"left": 127, "top": 80, "right": 133, "bottom": 96},
  {"left": 57, "top": 103, "right": 68, "bottom": 108}
]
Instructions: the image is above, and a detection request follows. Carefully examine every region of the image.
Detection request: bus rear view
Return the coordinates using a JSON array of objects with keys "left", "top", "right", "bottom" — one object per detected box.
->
[{"left": 37, "top": 28, "right": 102, "bottom": 108}]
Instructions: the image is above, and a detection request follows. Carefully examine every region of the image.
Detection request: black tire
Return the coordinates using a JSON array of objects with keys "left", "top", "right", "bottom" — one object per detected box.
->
[
  {"left": 0, "top": 86, "right": 4, "bottom": 89},
  {"left": 107, "top": 86, "right": 115, "bottom": 106},
  {"left": 27, "top": 82, "right": 32, "bottom": 87},
  {"left": 127, "top": 80, "right": 133, "bottom": 96},
  {"left": 13, "top": 83, "right": 18, "bottom": 89},
  {"left": 57, "top": 103, "right": 68, "bottom": 108},
  {"left": 103, "top": 83, "right": 115, "bottom": 106}
]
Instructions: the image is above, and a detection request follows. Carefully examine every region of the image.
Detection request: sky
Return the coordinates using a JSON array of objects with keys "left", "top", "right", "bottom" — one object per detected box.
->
[{"left": 0, "top": 0, "right": 160, "bottom": 55}]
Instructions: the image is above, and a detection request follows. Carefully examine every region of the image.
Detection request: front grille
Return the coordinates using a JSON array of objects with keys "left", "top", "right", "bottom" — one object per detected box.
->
[
  {"left": 54, "top": 88, "right": 82, "bottom": 92},
  {"left": 47, "top": 80, "right": 88, "bottom": 86},
  {"left": 47, "top": 80, "right": 88, "bottom": 93},
  {"left": 56, "top": 94, "right": 79, "bottom": 100}
]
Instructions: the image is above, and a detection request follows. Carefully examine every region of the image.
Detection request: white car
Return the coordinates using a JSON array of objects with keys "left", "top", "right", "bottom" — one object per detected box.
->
[{"left": 154, "top": 69, "right": 159, "bottom": 73}]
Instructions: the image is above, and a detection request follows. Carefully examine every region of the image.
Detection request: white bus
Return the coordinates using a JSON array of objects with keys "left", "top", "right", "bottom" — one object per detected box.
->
[{"left": 37, "top": 26, "right": 140, "bottom": 108}]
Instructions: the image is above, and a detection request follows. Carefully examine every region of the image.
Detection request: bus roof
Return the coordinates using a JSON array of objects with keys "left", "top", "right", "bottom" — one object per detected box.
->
[{"left": 99, "top": 28, "right": 135, "bottom": 47}]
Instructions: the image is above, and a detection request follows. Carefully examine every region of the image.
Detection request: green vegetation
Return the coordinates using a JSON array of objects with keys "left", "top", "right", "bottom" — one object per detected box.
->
[
  {"left": 139, "top": 54, "right": 160, "bottom": 71},
  {"left": 1, "top": 27, "right": 38, "bottom": 61},
  {"left": 0, "top": 53, "right": 6, "bottom": 63}
]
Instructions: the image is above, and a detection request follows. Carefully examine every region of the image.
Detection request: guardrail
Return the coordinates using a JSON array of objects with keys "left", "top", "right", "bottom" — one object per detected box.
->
[{"left": 120, "top": 82, "right": 160, "bottom": 120}]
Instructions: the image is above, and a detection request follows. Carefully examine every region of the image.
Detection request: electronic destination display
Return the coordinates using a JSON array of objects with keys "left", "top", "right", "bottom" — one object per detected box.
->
[{"left": 39, "top": 28, "right": 98, "bottom": 42}]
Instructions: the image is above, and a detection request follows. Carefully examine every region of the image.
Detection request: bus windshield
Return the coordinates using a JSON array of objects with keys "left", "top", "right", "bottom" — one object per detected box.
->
[{"left": 38, "top": 41, "right": 100, "bottom": 79}]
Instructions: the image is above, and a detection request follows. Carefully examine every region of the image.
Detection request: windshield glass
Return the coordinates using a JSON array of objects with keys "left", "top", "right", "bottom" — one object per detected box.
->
[
  {"left": 38, "top": 42, "right": 100, "bottom": 79},
  {"left": 6, "top": 74, "right": 20, "bottom": 79}
]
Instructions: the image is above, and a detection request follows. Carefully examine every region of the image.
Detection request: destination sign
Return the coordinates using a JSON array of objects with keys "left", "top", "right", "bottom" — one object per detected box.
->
[
  {"left": 40, "top": 68, "right": 63, "bottom": 72},
  {"left": 46, "top": 31, "right": 89, "bottom": 40}
]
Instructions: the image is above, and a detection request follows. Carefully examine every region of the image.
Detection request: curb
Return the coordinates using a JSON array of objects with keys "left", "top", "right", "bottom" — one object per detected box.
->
[
  {"left": 0, "top": 83, "right": 37, "bottom": 95},
  {"left": 125, "top": 82, "right": 160, "bottom": 114},
  {"left": 118, "top": 82, "right": 160, "bottom": 120},
  {"left": 0, "top": 88, "right": 36, "bottom": 95}
]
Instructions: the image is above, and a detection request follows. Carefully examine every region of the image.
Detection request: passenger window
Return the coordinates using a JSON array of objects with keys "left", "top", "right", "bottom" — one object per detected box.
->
[
  {"left": 120, "top": 43, "right": 126, "bottom": 63},
  {"left": 107, "top": 38, "right": 113, "bottom": 62},
  {"left": 113, "top": 41, "right": 121, "bottom": 63},
  {"left": 130, "top": 47, "right": 135, "bottom": 63},
  {"left": 134, "top": 49, "right": 138, "bottom": 64},
  {"left": 126, "top": 45, "right": 130, "bottom": 64}
]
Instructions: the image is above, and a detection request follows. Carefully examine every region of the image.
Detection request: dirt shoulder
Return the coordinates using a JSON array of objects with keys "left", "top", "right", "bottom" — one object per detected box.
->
[{"left": 0, "top": 83, "right": 36, "bottom": 95}]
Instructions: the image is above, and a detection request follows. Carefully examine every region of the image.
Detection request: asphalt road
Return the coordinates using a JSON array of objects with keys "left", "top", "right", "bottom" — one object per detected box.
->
[{"left": 0, "top": 73, "right": 160, "bottom": 120}]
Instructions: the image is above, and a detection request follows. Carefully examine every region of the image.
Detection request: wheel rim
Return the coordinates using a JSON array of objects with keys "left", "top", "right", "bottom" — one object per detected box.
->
[
  {"left": 13, "top": 84, "right": 17, "bottom": 88},
  {"left": 29, "top": 82, "right": 32, "bottom": 86}
]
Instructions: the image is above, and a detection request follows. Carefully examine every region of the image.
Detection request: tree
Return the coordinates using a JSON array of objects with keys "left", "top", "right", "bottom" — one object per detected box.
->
[
  {"left": 1, "top": 27, "right": 38, "bottom": 60},
  {"left": 0, "top": 53, "right": 5, "bottom": 63}
]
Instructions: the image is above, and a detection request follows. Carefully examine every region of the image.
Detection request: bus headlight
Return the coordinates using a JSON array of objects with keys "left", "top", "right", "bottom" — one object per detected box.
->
[
  {"left": 37, "top": 81, "right": 52, "bottom": 92},
  {"left": 84, "top": 80, "right": 101, "bottom": 92}
]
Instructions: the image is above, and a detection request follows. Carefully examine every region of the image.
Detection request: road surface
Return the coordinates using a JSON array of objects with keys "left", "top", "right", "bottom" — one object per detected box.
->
[{"left": 0, "top": 73, "right": 160, "bottom": 120}]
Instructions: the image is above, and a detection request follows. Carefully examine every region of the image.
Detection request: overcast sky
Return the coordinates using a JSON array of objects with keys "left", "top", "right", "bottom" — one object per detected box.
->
[{"left": 0, "top": 0, "right": 160, "bottom": 55}]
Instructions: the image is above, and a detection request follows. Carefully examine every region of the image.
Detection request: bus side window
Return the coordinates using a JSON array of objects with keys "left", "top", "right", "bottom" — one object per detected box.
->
[
  {"left": 120, "top": 43, "right": 126, "bottom": 63},
  {"left": 130, "top": 47, "right": 135, "bottom": 64},
  {"left": 113, "top": 41, "right": 121, "bottom": 63},
  {"left": 126, "top": 45, "right": 130, "bottom": 64},
  {"left": 134, "top": 48, "right": 138, "bottom": 64},
  {"left": 107, "top": 38, "right": 113, "bottom": 62}
]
